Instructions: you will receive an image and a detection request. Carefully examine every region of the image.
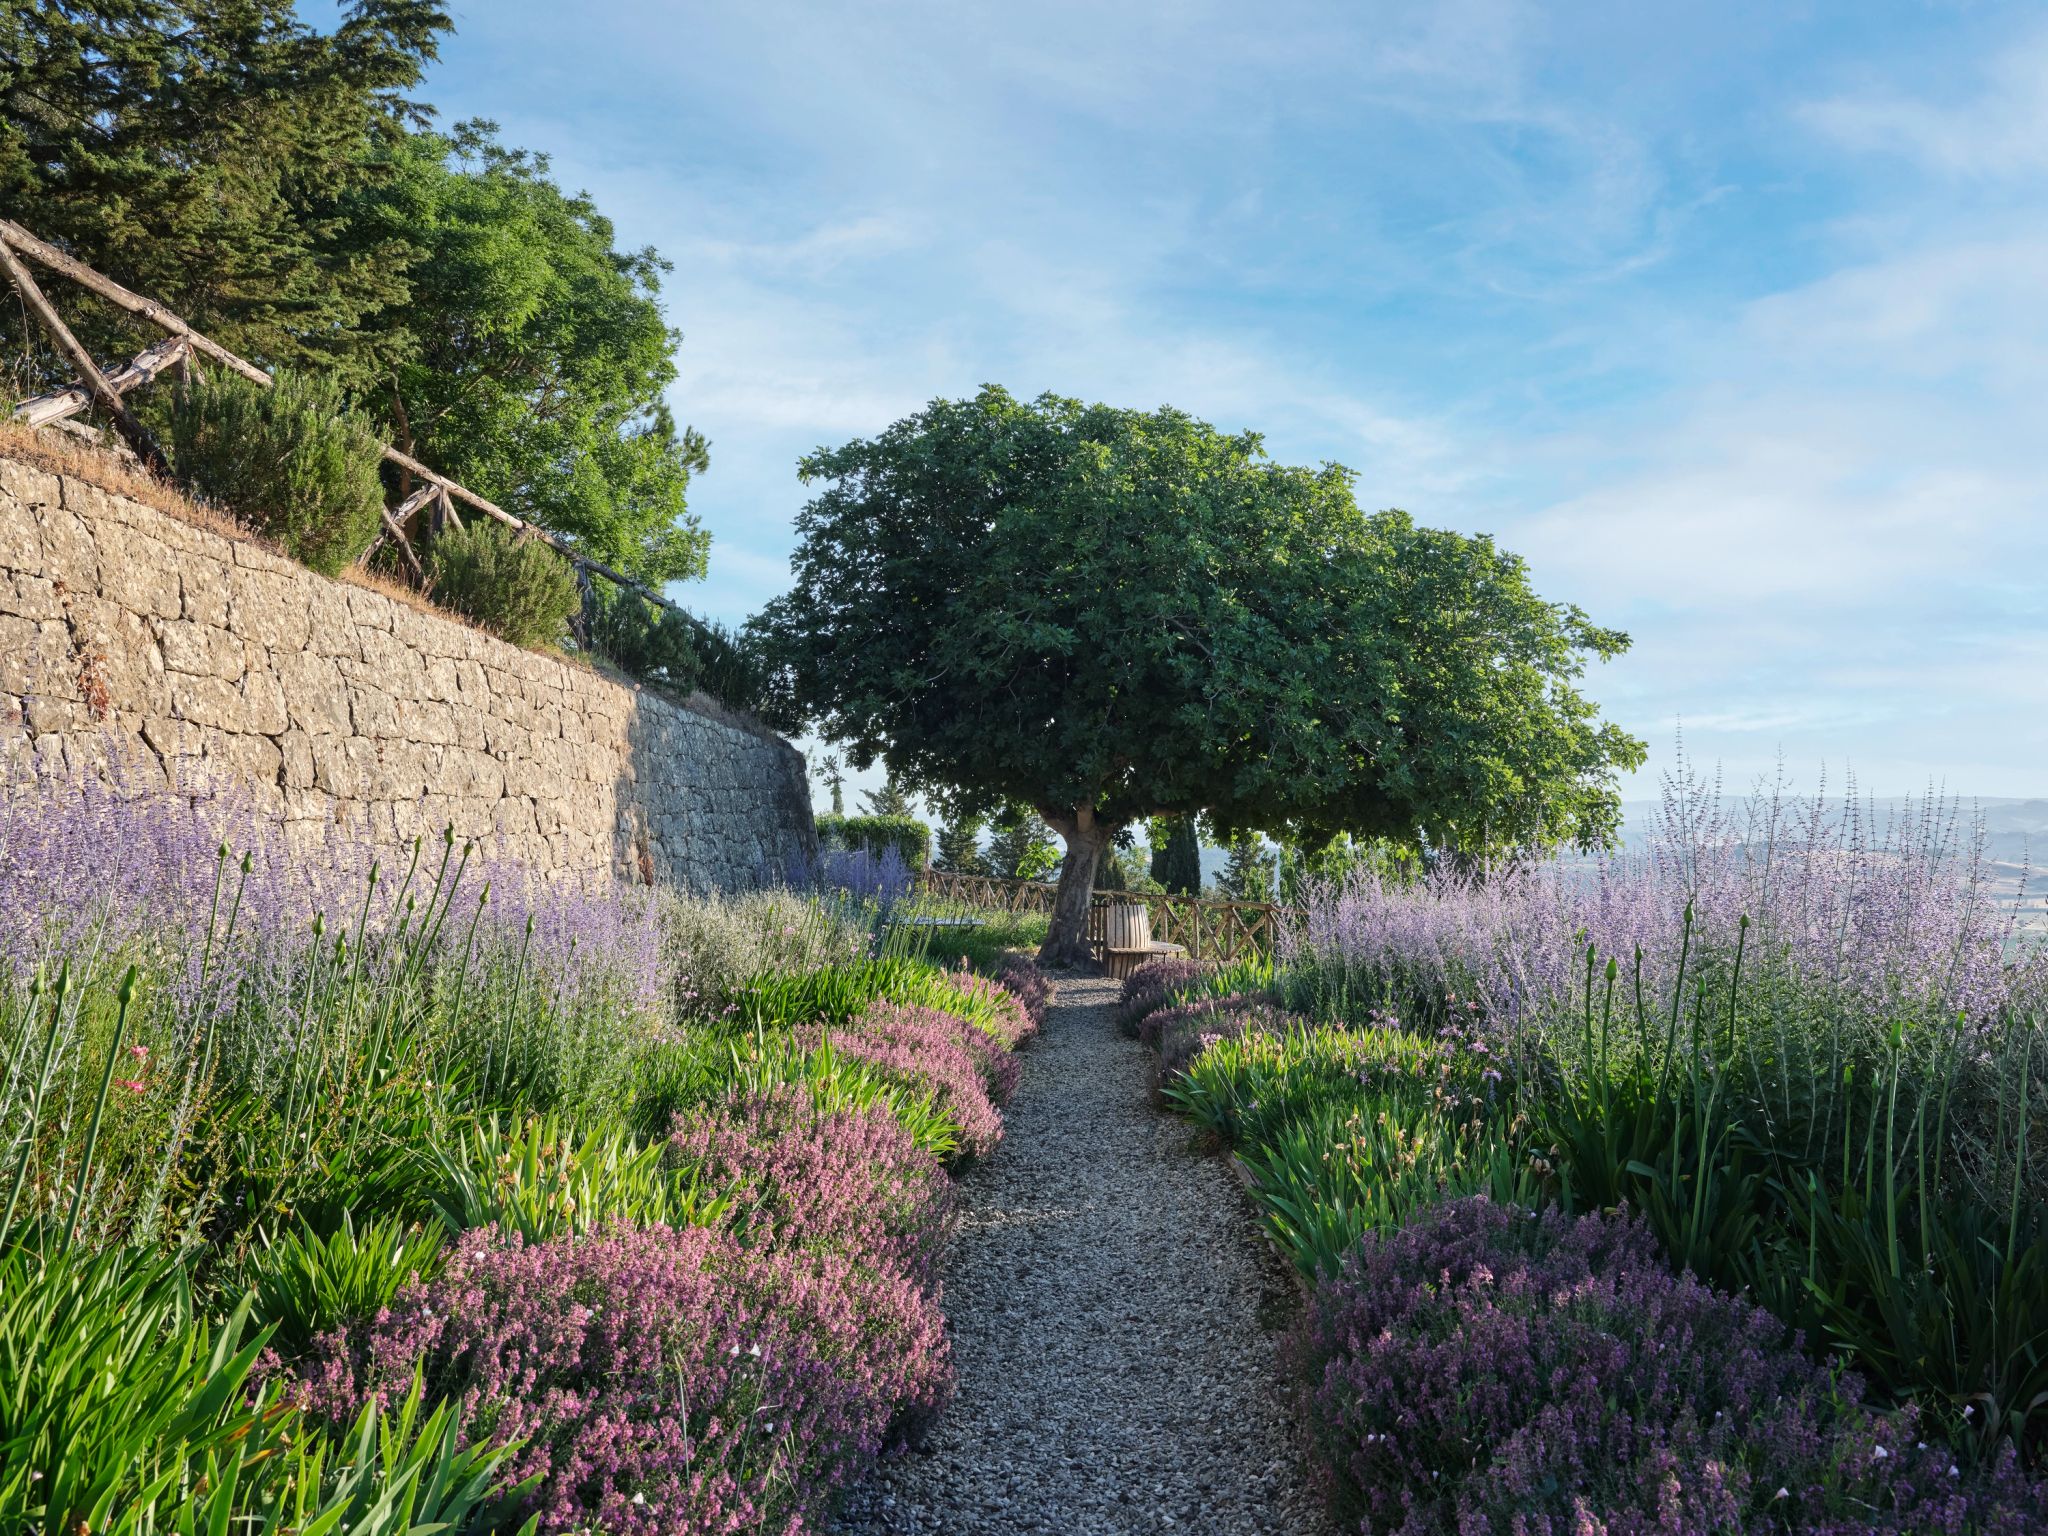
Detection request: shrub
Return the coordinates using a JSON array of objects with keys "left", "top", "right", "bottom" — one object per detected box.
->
[
  {"left": 739, "top": 955, "right": 1038, "bottom": 1049},
  {"left": 912, "top": 909, "right": 1050, "bottom": 972},
  {"left": 668, "top": 1087, "right": 956, "bottom": 1286},
  {"left": 1299, "top": 1196, "right": 2048, "bottom": 1535},
  {"left": 657, "top": 887, "right": 870, "bottom": 1020},
  {"left": 1138, "top": 993, "right": 1293, "bottom": 1085},
  {"left": 585, "top": 581, "right": 700, "bottom": 687},
  {"left": 803, "top": 1002, "right": 1009, "bottom": 1161},
  {"left": 251, "top": 1213, "right": 445, "bottom": 1359},
  {"left": 303, "top": 1221, "right": 948, "bottom": 1536},
  {"left": 424, "top": 519, "right": 580, "bottom": 648},
  {"left": 996, "top": 955, "right": 1052, "bottom": 1031},
  {"left": 163, "top": 368, "right": 385, "bottom": 574},
  {"left": 1115, "top": 955, "right": 1204, "bottom": 1033},
  {"left": 818, "top": 813, "right": 933, "bottom": 871}
]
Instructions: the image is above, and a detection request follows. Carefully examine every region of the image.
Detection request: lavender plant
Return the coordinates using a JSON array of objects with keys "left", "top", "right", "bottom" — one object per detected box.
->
[{"left": 1277, "top": 765, "right": 2048, "bottom": 1460}]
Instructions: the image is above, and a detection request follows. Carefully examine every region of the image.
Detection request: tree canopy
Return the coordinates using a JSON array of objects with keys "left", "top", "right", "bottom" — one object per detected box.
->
[
  {"left": 761, "top": 386, "right": 1646, "bottom": 961},
  {"left": 0, "top": 3, "right": 708, "bottom": 582}
]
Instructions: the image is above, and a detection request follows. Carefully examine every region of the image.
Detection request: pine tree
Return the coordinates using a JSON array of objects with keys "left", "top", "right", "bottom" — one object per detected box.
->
[
  {"left": 861, "top": 776, "right": 915, "bottom": 817},
  {"left": 1219, "top": 831, "right": 1277, "bottom": 903},
  {"left": 934, "top": 812, "right": 986, "bottom": 875},
  {"left": 985, "top": 803, "right": 1056, "bottom": 880}
]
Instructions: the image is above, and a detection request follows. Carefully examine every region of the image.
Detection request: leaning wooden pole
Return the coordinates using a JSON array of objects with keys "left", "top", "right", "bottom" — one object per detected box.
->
[
  {"left": 0, "top": 239, "right": 168, "bottom": 473},
  {"left": 0, "top": 220, "right": 271, "bottom": 386},
  {"left": 0, "top": 219, "right": 709, "bottom": 634},
  {"left": 13, "top": 333, "right": 188, "bottom": 429}
]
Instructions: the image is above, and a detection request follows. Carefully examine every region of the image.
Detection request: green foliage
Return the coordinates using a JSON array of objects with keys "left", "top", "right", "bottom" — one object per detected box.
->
[
  {"left": 424, "top": 519, "right": 581, "bottom": 649},
  {"left": 0, "top": 1, "right": 442, "bottom": 387},
  {"left": 1274, "top": 832, "right": 1416, "bottom": 902},
  {"left": 0, "top": 1247, "right": 276, "bottom": 1530},
  {"left": 1532, "top": 929, "right": 2048, "bottom": 1461},
  {"left": 817, "top": 813, "right": 933, "bottom": 871},
  {"left": 761, "top": 386, "right": 1642, "bottom": 958},
  {"left": 693, "top": 617, "right": 785, "bottom": 723},
  {"left": 0, "top": 1246, "right": 517, "bottom": 1533},
  {"left": 251, "top": 1213, "right": 444, "bottom": 1359},
  {"left": 163, "top": 370, "right": 385, "bottom": 574},
  {"left": 739, "top": 955, "right": 1010, "bottom": 1039},
  {"left": 1161, "top": 1018, "right": 1535, "bottom": 1279},
  {"left": 934, "top": 812, "right": 988, "bottom": 876},
  {"left": 585, "top": 581, "right": 701, "bottom": 689},
  {"left": 1216, "top": 831, "right": 1277, "bottom": 903},
  {"left": 1152, "top": 816, "right": 1203, "bottom": 896},
  {"left": 0, "top": 8, "right": 710, "bottom": 587},
  {"left": 985, "top": 803, "right": 1057, "bottom": 881},
  {"left": 900, "top": 906, "right": 1050, "bottom": 973},
  {"left": 819, "top": 755, "right": 847, "bottom": 816},
  {"left": 428, "top": 1113, "right": 731, "bottom": 1244},
  {"left": 861, "top": 777, "right": 916, "bottom": 817},
  {"left": 357, "top": 122, "right": 709, "bottom": 583},
  {"left": 657, "top": 887, "right": 872, "bottom": 1020}
]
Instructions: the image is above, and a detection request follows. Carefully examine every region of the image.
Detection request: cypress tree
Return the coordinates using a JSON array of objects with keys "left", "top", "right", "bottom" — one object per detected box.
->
[{"left": 1158, "top": 816, "right": 1202, "bottom": 895}]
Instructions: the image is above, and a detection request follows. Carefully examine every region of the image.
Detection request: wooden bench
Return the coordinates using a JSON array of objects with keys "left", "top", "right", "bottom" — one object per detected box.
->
[
  {"left": 1105, "top": 939, "right": 1186, "bottom": 980},
  {"left": 1096, "top": 902, "right": 1187, "bottom": 979}
]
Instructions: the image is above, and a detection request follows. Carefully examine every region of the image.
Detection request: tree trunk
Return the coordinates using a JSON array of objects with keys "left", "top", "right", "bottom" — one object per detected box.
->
[{"left": 1038, "top": 806, "right": 1115, "bottom": 967}]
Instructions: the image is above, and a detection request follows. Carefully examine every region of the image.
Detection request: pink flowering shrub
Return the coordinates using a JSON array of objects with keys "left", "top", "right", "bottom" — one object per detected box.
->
[
  {"left": 1299, "top": 1196, "right": 2048, "bottom": 1535},
  {"left": 1135, "top": 994, "right": 1301, "bottom": 1086},
  {"left": 301, "top": 1221, "right": 947, "bottom": 1535},
  {"left": 995, "top": 956, "right": 1051, "bottom": 1032},
  {"left": 1115, "top": 956, "right": 1204, "bottom": 1033},
  {"left": 668, "top": 1088, "right": 956, "bottom": 1286},
  {"left": 804, "top": 1004, "right": 1007, "bottom": 1160},
  {"left": 942, "top": 966, "right": 1040, "bottom": 1049}
]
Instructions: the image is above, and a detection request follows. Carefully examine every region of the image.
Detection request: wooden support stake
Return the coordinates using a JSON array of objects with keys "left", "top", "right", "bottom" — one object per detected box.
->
[
  {"left": 13, "top": 334, "right": 189, "bottom": 429},
  {"left": 0, "top": 220, "right": 272, "bottom": 386},
  {"left": 0, "top": 239, "right": 167, "bottom": 473},
  {"left": 380, "top": 507, "right": 426, "bottom": 583}
]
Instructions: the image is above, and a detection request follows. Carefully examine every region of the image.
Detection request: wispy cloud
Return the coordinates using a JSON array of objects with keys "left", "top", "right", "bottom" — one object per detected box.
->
[
  {"left": 1800, "top": 26, "right": 2048, "bottom": 178},
  {"left": 427, "top": 1, "right": 2048, "bottom": 800}
]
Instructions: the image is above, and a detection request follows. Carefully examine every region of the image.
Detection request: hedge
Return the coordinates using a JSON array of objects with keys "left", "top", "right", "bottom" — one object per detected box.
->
[{"left": 817, "top": 814, "right": 931, "bottom": 872}]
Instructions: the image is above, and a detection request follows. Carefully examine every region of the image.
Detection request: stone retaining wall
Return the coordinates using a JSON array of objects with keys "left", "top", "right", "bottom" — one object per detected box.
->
[{"left": 0, "top": 455, "right": 816, "bottom": 891}]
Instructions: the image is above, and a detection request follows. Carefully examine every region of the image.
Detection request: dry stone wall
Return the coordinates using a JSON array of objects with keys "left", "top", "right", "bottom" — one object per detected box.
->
[{"left": 0, "top": 455, "right": 816, "bottom": 891}]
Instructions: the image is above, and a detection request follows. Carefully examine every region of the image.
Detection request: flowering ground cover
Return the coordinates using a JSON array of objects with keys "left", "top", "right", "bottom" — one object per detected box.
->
[
  {"left": 0, "top": 777, "right": 1042, "bottom": 1534},
  {"left": 1131, "top": 772, "right": 2048, "bottom": 1532}
]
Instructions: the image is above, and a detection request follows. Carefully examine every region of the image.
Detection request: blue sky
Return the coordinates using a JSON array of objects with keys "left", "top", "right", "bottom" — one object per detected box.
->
[{"left": 414, "top": 1, "right": 2048, "bottom": 804}]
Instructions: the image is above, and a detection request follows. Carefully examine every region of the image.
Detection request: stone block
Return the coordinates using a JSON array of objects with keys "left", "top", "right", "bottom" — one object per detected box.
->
[
  {"left": 276, "top": 650, "right": 351, "bottom": 735},
  {"left": 34, "top": 504, "right": 101, "bottom": 591},
  {"left": 0, "top": 459, "right": 62, "bottom": 510},
  {"left": 229, "top": 565, "right": 311, "bottom": 651},
  {"left": 94, "top": 527, "right": 182, "bottom": 619},
  {"left": 4, "top": 572, "right": 67, "bottom": 622},
  {"left": 158, "top": 620, "right": 245, "bottom": 680}
]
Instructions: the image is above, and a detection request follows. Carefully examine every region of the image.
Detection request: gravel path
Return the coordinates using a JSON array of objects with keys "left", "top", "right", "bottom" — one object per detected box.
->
[{"left": 834, "top": 974, "right": 1332, "bottom": 1536}]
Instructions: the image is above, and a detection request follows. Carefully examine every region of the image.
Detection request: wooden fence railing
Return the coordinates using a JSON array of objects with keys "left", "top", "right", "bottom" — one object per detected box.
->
[
  {"left": 919, "top": 868, "right": 1288, "bottom": 964},
  {"left": 0, "top": 219, "right": 693, "bottom": 627}
]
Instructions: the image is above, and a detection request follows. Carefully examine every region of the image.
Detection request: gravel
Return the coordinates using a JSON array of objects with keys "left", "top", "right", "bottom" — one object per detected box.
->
[{"left": 833, "top": 973, "right": 1333, "bottom": 1536}]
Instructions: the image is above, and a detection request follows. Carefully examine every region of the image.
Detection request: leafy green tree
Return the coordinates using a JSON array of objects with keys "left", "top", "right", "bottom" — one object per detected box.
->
[
  {"left": 761, "top": 388, "right": 1644, "bottom": 965},
  {"left": 353, "top": 122, "right": 710, "bottom": 582},
  {"left": 0, "top": 14, "right": 709, "bottom": 583},
  {"left": 984, "top": 804, "right": 1057, "bottom": 882}
]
